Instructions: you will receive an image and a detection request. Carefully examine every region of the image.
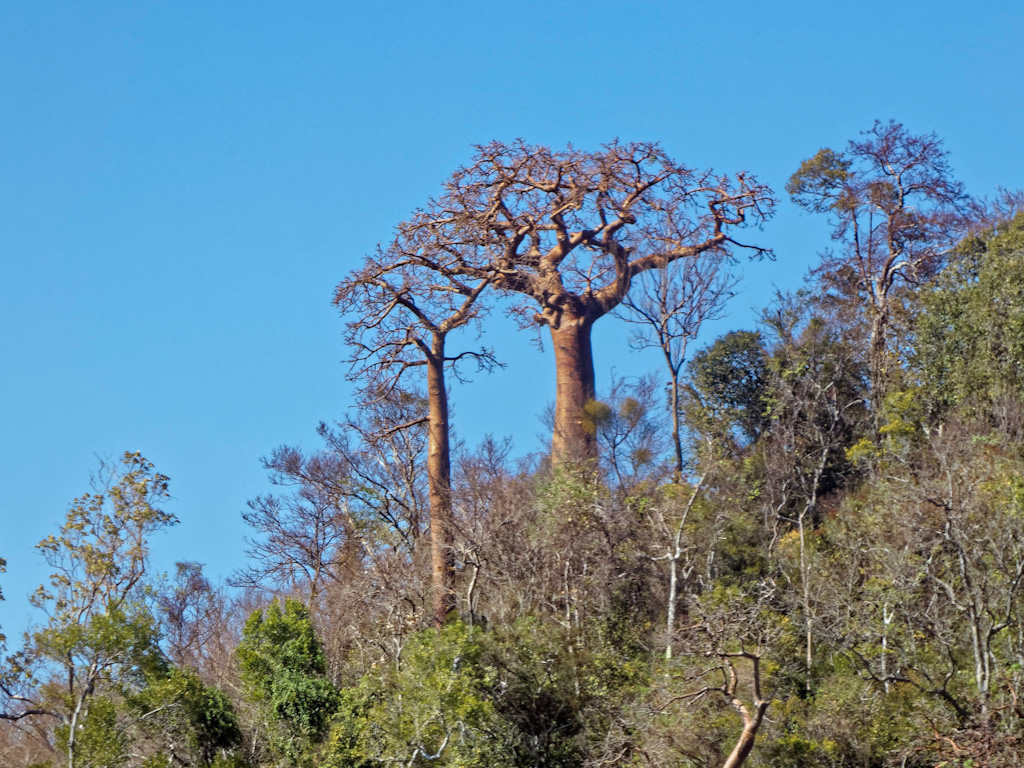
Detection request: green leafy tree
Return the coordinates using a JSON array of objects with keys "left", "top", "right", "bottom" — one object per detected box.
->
[
  {"left": 324, "top": 622, "right": 515, "bottom": 768},
  {"left": 127, "top": 668, "right": 243, "bottom": 767},
  {"left": 1, "top": 454, "right": 244, "bottom": 768},
  {"left": 0, "top": 452, "right": 176, "bottom": 768},
  {"left": 687, "top": 330, "right": 771, "bottom": 445},
  {"left": 915, "top": 212, "right": 1024, "bottom": 428},
  {"left": 236, "top": 598, "right": 340, "bottom": 765}
]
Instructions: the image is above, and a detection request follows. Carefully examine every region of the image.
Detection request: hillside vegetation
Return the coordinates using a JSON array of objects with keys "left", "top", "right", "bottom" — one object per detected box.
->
[{"left": 3, "top": 125, "right": 1024, "bottom": 768}]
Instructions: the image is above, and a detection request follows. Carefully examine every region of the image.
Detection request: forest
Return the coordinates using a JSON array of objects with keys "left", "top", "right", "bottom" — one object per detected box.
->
[{"left": 3, "top": 121, "right": 1024, "bottom": 768}]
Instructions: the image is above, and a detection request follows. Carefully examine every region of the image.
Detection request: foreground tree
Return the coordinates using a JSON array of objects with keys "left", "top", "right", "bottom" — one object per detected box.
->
[
  {"left": 1, "top": 454, "right": 245, "bottom": 768},
  {"left": 0, "top": 454, "right": 175, "bottom": 766},
  {"left": 401, "top": 140, "right": 773, "bottom": 463},
  {"left": 787, "top": 120, "right": 968, "bottom": 411},
  {"left": 237, "top": 599, "right": 340, "bottom": 766}
]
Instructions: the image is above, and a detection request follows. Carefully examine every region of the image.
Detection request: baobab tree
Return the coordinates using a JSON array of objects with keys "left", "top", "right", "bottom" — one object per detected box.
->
[
  {"left": 787, "top": 120, "right": 969, "bottom": 410},
  {"left": 335, "top": 254, "right": 496, "bottom": 626},
  {"left": 404, "top": 140, "right": 775, "bottom": 463}
]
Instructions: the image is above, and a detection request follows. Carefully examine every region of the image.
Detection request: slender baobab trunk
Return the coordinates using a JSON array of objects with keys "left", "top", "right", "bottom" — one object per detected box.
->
[
  {"left": 426, "top": 335, "right": 455, "bottom": 627},
  {"left": 549, "top": 316, "right": 597, "bottom": 465}
]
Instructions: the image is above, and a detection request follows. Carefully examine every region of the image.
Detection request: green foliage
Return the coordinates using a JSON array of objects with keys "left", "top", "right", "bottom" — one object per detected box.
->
[
  {"left": 237, "top": 598, "right": 340, "bottom": 762},
  {"left": 535, "top": 462, "right": 608, "bottom": 531},
  {"left": 129, "top": 667, "right": 243, "bottom": 765},
  {"left": 55, "top": 696, "right": 127, "bottom": 768},
  {"left": 37, "top": 602, "right": 167, "bottom": 698},
  {"left": 915, "top": 213, "right": 1024, "bottom": 424},
  {"left": 0, "top": 454, "right": 250, "bottom": 767},
  {"left": 764, "top": 675, "right": 938, "bottom": 768},
  {"left": 581, "top": 399, "right": 614, "bottom": 436},
  {"left": 785, "top": 148, "right": 852, "bottom": 213},
  {"left": 32, "top": 451, "right": 176, "bottom": 619},
  {"left": 0, "top": 454, "right": 187, "bottom": 767},
  {"left": 688, "top": 330, "right": 771, "bottom": 443},
  {"left": 324, "top": 622, "right": 514, "bottom": 768},
  {"left": 491, "top": 617, "right": 652, "bottom": 768}
]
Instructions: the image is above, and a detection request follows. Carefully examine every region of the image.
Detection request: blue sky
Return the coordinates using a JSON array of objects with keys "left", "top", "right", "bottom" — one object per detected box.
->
[{"left": 2, "top": 1, "right": 1022, "bottom": 645}]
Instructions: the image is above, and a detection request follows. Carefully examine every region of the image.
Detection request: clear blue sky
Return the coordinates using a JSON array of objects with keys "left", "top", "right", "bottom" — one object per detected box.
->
[{"left": 2, "top": 1, "right": 1022, "bottom": 645}]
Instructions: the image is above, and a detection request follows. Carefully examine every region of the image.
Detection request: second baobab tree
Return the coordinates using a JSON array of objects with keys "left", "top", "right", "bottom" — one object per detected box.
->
[
  {"left": 402, "top": 140, "right": 774, "bottom": 463},
  {"left": 335, "top": 254, "right": 496, "bottom": 627}
]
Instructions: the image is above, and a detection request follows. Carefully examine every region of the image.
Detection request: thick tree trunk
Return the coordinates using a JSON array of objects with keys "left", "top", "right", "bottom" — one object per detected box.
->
[
  {"left": 426, "top": 337, "right": 455, "bottom": 627},
  {"left": 550, "top": 316, "right": 597, "bottom": 465}
]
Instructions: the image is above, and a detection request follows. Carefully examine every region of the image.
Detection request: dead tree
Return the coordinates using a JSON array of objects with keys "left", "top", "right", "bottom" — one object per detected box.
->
[
  {"left": 335, "top": 255, "right": 496, "bottom": 627},
  {"left": 404, "top": 140, "right": 775, "bottom": 464}
]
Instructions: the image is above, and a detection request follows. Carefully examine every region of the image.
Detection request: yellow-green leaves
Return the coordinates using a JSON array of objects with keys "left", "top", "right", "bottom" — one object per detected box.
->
[{"left": 786, "top": 148, "right": 851, "bottom": 213}]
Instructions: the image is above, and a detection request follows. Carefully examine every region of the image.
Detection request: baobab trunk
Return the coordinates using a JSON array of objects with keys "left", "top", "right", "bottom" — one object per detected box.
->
[
  {"left": 426, "top": 337, "right": 455, "bottom": 627},
  {"left": 549, "top": 315, "right": 597, "bottom": 465}
]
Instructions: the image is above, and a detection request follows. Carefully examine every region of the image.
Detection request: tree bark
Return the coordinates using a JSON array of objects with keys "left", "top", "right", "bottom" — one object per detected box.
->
[
  {"left": 426, "top": 335, "right": 455, "bottom": 627},
  {"left": 549, "top": 316, "right": 597, "bottom": 465},
  {"left": 721, "top": 702, "right": 769, "bottom": 768},
  {"left": 668, "top": 368, "right": 683, "bottom": 480},
  {"left": 868, "top": 304, "right": 888, "bottom": 418}
]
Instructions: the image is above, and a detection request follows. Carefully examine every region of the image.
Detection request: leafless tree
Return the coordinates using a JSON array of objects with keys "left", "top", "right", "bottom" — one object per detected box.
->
[
  {"left": 787, "top": 120, "right": 969, "bottom": 410},
  {"left": 232, "top": 446, "right": 353, "bottom": 604},
  {"left": 159, "top": 562, "right": 230, "bottom": 670},
  {"left": 234, "top": 393, "right": 432, "bottom": 650},
  {"left": 400, "top": 140, "right": 773, "bottom": 464},
  {"left": 335, "top": 255, "right": 497, "bottom": 626},
  {"left": 969, "top": 186, "right": 1024, "bottom": 232},
  {"left": 618, "top": 253, "right": 737, "bottom": 477}
]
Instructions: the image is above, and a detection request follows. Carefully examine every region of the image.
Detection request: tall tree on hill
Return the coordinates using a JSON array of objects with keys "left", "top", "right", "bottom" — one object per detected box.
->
[
  {"left": 335, "top": 255, "right": 497, "bottom": 627},
  {"left": 787, "top": 120, "right": 969, "bottom": 413},
  {"left": 401, "top": 140, "right": 774, "bottom": 464}
]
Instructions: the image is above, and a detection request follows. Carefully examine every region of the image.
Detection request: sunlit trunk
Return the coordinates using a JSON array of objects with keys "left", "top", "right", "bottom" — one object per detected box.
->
[
  {"left": 550, "top": 316, "right": 597, "bottom": 465},
  {"left": 721, "top": 705, "right": 768, "bottom": 768},
  {"left": 426, "top": 335, "right": 455, "bottom": 627}
]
